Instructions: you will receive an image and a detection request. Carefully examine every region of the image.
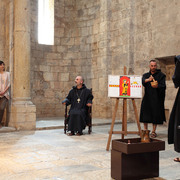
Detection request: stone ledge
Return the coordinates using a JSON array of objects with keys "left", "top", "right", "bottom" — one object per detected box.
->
[{"left": 0, "top": 126, "right": 16, "bottom": 133}]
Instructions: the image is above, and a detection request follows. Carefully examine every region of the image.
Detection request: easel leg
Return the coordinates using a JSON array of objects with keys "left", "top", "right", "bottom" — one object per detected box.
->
[
  {"left": 122, "top": 66, "right": 127, "bottom": 138},
  {"left": 122, "top": 98, "right": 127, "bottom": 138},
  {"left": 106, "top": 98, "right": 119, "bottom": 151},
  {"left": 132, "top": 99, "right": 142, "bottom": 138}
]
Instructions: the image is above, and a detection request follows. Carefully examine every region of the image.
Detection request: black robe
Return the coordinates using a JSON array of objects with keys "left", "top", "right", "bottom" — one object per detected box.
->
[
  {"left": 63, "top": 84, "right": 93, "bottom": 133},
  {"left": 168, "top": 55, "right": 180, "bottom": 152},
  {"left": 140, "top": 69, "right": 166, "bottom": 124}
]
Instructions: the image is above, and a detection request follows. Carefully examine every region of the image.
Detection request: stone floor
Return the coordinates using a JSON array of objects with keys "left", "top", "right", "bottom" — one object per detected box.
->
[{"left": 0, "top": 118, "right": 180, "bottom": 180}]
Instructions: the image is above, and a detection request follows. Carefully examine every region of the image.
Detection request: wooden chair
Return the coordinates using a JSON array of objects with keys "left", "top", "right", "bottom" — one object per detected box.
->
[{"left": 64, "top": 89, "right": 92, "bottom": 134}]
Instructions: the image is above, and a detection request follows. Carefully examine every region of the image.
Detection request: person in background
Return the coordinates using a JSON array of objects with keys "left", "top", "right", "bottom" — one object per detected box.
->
[
  {"left": 140, "top": 59, "right": 166, "bottom": 138},
  {"left": 0, "top": 60, "right": 10, "bottom": 128},
  {"left": 62, "top": 76, "right": 93, "bottom": 136},
  {"left": 168, "top": 55, "right": 180, "bottom": 162}
]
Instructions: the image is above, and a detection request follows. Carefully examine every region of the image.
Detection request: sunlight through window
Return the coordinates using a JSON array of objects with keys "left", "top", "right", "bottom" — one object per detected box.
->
[{"left": 38, "top": 0, "right": 54, "bottom": 45}]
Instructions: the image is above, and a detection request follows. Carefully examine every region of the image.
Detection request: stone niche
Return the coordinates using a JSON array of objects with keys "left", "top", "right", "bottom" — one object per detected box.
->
[
  {"left": 155, "top": 55, "right": 177, "bottom": 122},
  {"left": 156, "top": 55, "right": 175, "bottom": 81}
]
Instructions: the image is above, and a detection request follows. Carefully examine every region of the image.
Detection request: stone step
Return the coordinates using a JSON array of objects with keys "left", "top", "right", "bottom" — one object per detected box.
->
[{"left": 0, "top": 126, "right": 16, "bottom": 133}]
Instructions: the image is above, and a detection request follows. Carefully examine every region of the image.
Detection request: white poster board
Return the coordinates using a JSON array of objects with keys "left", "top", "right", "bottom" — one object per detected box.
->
[{"left": 108, "top": 75, "right": 142, "bottom": 98}]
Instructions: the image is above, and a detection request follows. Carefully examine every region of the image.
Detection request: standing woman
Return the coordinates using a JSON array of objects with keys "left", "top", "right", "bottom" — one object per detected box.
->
[{"left": 0, "top": 60, "right": 10, "bottom": 128}]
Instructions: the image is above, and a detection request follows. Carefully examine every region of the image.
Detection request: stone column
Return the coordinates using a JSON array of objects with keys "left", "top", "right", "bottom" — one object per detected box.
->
[
  {"left": 0, "top": 1, "right": 5, "bottom": 59},
  {"left": 9, "top": 0, "right": 36, "bottom": 130}
]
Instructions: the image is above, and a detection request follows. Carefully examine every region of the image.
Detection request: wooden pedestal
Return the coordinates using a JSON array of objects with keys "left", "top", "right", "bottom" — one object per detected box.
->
[{"left": 111, "top": 138, "right": 165, "bottom": 180}]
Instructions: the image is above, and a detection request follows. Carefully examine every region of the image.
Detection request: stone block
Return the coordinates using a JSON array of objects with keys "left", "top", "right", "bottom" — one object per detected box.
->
[
  {"left": 71, "top": 59, "right": 81, "bottom": 66},
  {"left": 44, "top": 90, "right": 55, "bottom": 98},
  {"left": 57, "top": 45, "right": 67, "bottom": 53},
  {"left": 50, "top": 81, "right": 61, "bottom": 90},
  {"left": 44, "top": 53, "right": 62, "bottom": 59},
  {"left": 54, "top": 37, "right": 61, "bottom": 45},
  {"left": 15, "top": 121, "right": 36, "bottom": 130},
  {"left": 63, "top": 52, "right": 78, "bottom": 60},
  {"left": 92, "top": 79, "right": 99, "bottom": 91},
  {"left": 43, "top": 72, "right": 58, "bottom": 81},
  {"left": 32, "top": 80, "right": 41, "bottom": 90},
  {"left": 68, "top": 45, "right": 80, "bottom": 52},
  {"left": 50, "top": 66, "right": 61, "bottom": 72},
  {"left": 61, "top": 37, "right": 75, "bottom": 46},
  {"left": 77, "top": 21, "right": 87, "bottom": 28},
  {"left": 55, "top": 28, "right": 64, "bottom": 37},
  {"left": 99, "top": 22, "right": 108, "bottom": 33},
  {"left": 32, "top": 50, "right": 44, "bottom": 58},
  {"left": 60, "top": 73, "right": 69, "bottom": 82},
  {"left": 88, "top": 6, "right": 99, "bottom": 16},
  {"left": 39, "top": 65, "right": 50, "bottom": 72},
  {"left": 75, "top": 66, "right": 82, "bottom": 72},
  {"left": 0, "top": 51, "right": 4, "bottom": 58},
  {"left": 46, "top": 59, "right": 59, "bottom": 66},
  {"left": 80, "top": 27, "right": 89, "bottom": 37},
  {"left": 78, "top": 52, "right": 87, "bottom": 59},
  {"left": 99, "top": 78, "right": 107, "bottom": 90},
  {"left": 86, "top": 19, "right": 94, "bottom": 27},
  {"left": 9, "top": 102, "right": 36, "bottom": 130},
  {"left": 80, "top": 44, "right": 90, "bottom": 52}
]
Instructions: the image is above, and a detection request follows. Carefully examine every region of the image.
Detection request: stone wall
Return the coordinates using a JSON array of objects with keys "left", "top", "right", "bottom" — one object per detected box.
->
[
  {"left": 30, "top": 0, "right": 113, "bottom": 118},
  {"left": 131, "top": 0, "right": 180, "bottom": 120},
  {"left": 29, "top": 0, "right": 180, "bottom": 120}
]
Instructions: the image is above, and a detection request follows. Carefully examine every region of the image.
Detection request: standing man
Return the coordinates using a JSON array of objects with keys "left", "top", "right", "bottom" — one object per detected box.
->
[
  {"left": 0, "top": 60, "right": 10, "bottom": 128},
  {"left": 140, "top": 60, "right": 166, "bottom": 138},
  {"left": 168, "top": 55, "right": 180, "bottom": 162},
  {"left": 62, "top": 76, "right": 93, "bottom": 136}
]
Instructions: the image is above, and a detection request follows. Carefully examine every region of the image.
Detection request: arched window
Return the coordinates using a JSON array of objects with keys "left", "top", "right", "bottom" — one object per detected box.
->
[{"left": 38, "top": 0, "right": 54, "bottom": 45}]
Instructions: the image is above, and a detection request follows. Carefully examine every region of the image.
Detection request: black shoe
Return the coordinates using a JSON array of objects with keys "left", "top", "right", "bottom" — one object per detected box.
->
[
  {"left": 67, "top": 131, "right": 75, "bottom": 136},
  {"left": 76, "top": 132, "right": 83, "bottom": 136}
]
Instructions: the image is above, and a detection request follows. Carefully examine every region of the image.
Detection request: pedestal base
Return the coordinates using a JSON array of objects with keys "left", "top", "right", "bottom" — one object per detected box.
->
[
  {"left": 111, "top": 138, "right": 165, "bottom": 180},
  {"left": 9, "top": 100, "right": 36, "bottom": 130}
]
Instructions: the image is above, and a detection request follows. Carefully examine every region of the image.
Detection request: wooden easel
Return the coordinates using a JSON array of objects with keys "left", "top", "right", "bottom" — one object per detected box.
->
[{"left": 106, "top": 67, "right": 142, "bottom": 151}]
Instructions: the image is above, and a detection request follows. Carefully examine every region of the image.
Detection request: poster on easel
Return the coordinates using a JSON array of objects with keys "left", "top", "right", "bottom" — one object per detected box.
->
[{"left": 108, "top": 75, "right": 142, "bottom": 98}]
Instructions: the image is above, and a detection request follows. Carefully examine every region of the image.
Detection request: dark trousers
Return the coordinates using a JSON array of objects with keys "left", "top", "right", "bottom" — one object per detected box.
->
[{"left": 0, "top": 97, "right": 8, "bottom": 124}]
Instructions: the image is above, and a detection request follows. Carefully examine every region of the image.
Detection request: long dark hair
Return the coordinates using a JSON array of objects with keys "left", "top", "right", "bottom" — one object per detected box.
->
[{"left": 0, "top": 61, "right": 5, "bottom": 66}]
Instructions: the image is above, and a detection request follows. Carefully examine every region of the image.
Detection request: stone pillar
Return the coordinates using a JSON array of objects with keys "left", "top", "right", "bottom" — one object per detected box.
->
[
  {"left": 0, "top": 1, "right": 5, "bottom": 59},
  {"left": 9, "top": 0, "right": 36, "bottom": 130}
]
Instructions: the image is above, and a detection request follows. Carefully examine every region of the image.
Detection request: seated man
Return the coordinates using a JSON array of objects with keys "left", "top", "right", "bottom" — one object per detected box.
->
[{"left": 62, "top": 76, "right": 93, "bottom": 136}]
